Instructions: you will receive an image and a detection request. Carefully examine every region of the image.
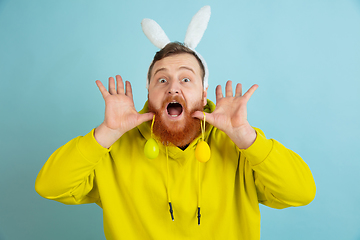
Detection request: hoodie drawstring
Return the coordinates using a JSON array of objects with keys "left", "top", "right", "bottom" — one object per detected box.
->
[
  {"left": 197, "top": 160, "right": 202, "bottom": 225},
  {"left": 163, "top": 112, "right": 208, "bottom": 225},
  {"left": 166, "top": 147, "right": 174, "bottom": 221},
  {"left": 197, "top": 112, "right": 207, "bottom": 225},
  {"left": 166, "top": 148, "right": 202, "bottom": 225}
]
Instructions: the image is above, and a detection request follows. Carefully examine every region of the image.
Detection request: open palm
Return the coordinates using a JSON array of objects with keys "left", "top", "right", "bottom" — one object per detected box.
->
[
  {"left": 193, "top": 80, "right": 258, "bottom": 149},
  {"left": 94, "top": 75, "right": 153, "bottom": 148}
]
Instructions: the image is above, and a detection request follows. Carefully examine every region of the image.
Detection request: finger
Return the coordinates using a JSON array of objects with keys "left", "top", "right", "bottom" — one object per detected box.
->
[
  {"left": 108, "top": 77, "right": 116, "bottom": 95},
  {"left": 235, "top": 83, "right": 242, "bottom": 97},
  {"left": 243, "top": 84, "right": 259, "bottom": 101},
  {"left": 215, "top": 85, "right": 223, "bottom": 102},
  {"left": 191, "top": 110, "right": 205, "bottom": 120},
  {"left": 96, "top": 80, "right": 110, "bottom": 99},
  {"left": 225, "top": 80, "right": 233, "bottom": 97},
  {"left": 192, "top": 111, "right": 217, "bottom": 127},
  {"left": 125, "top": 81, "right": 133, "bottom": 100},
  {"left": 116, "top": 75, "right": 125, "bottom": 94},
  {"left": 137, "top": 112, "right": 155, "bottom": 125}
]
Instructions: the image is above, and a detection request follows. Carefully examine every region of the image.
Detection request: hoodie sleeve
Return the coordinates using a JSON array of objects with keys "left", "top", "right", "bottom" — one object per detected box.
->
[
  {"left": 241, "top": 128, "right": 316, "bottom": 209},
  {"left": 35, "top": 129, "right": 109, "bottom": 205}
]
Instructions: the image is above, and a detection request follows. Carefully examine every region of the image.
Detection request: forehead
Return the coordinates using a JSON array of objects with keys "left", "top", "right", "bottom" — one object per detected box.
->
[{"left": 151, "top": 53, "right": 202, "bottom": 76}]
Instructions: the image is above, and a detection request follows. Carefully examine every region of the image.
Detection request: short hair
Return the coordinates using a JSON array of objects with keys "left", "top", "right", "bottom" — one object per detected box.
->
[{"left": 147, "top": 42, "right": 205, "bottom": 86}]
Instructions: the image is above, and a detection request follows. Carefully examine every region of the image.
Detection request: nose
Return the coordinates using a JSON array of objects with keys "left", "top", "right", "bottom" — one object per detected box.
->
[{"left": 167, "top": 80, "right": 180, "bottom": 95}]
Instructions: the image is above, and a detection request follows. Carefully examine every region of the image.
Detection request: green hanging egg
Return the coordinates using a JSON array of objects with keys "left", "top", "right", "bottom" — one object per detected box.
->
[
  {"left": 195, "top": 141, "right": 211, "bottom": 163},
  {"left": 144, "top": 138, "right": 159, "bottom": 159}
]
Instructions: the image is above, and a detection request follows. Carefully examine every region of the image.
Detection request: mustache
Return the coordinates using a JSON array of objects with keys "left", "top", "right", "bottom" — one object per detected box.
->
[{"left": 160, "top": 95, "right": 187, "bottom": 110}]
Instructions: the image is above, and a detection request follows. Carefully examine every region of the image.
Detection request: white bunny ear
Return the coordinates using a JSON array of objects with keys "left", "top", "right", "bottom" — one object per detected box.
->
[
  {"left": 184, "top": 6, "right": 211, "bottom": 49},
  {"left": 141, "top": 18, "right": 171, "bottom": 49}
]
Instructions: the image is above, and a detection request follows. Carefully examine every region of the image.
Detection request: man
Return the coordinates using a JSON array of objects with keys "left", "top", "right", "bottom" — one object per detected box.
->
[{"left": 35, "top": 42, "right": 316, "bottom": 239}]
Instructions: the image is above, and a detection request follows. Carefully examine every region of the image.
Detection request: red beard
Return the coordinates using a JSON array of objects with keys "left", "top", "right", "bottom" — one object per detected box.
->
[{"left": 148, "top": 95, "right": 204, "bottom": 148}]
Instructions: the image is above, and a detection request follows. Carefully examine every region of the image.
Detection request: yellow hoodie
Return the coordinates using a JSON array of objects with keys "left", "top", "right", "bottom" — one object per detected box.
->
[{"left": 35, "top": 100, "right": 316, "bottom": 240}]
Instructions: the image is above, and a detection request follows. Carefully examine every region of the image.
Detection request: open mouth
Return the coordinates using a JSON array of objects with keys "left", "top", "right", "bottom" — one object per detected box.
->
[{"left": 166, "top": 101, "right": 183, "bottom": 118}]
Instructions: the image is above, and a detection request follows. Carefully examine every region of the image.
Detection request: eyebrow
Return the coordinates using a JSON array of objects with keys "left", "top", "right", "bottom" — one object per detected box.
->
[{"left": 153, "top": 66, "right": 195, "bottom": 76}]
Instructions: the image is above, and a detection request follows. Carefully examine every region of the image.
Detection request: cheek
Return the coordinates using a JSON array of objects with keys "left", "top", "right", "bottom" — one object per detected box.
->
[
  {"left": 148, "top": 92, "right": 162, "bottom": 109},
  {"left": 185, "top": 91, "right": 204, "bottom": 107}
]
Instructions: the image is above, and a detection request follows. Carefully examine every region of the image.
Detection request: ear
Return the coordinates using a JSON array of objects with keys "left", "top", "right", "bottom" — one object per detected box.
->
[
  {"left": 202, "top": 87, "right": 208, "bottom": 107},
  {"left": 184, "top": 6, "right": 211, "bottom": 49},
  {"left": 141, "top": 18, "right": 171, "bottom": 49}
]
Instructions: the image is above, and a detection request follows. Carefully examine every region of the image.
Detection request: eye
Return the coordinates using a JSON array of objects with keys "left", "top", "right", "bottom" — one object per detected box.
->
[
  {"left": 182, "top": 78, "right": 190, "bottom": 83},
  {"left": 159, "top": 78, "right": 167, "bottom": 83}
]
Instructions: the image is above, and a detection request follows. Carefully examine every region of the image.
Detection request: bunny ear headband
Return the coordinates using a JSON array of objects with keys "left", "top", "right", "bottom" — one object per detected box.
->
[{"left": 141, "top": 5, "right": 211, "bottom": 90}]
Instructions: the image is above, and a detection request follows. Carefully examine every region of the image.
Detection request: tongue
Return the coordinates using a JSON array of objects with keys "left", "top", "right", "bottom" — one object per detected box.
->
[{"left": 168, "top": 105, "right": 182, "bottom": 116}]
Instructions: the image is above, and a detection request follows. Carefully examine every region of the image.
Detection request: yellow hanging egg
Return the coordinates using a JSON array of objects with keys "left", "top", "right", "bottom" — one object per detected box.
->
[
  {"left": 144, "top": 138, "right": 159, "bottom": 159},
  {"left": 195, "top": 141, "right": 211, "bottom": 163}
]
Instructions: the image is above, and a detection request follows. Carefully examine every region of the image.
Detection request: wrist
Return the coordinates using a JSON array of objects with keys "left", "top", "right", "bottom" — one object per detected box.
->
[
  {"left": 94, "top": 123, "right": 123, "bottom": 148},
  {"left": 228, "top": 124, "right": 257, "bottom": 149}
]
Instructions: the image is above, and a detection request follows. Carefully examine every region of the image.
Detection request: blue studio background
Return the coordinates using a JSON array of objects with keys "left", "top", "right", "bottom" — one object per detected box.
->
[{"left": 1, "top": 0, "right": 359, "bottom": 239}]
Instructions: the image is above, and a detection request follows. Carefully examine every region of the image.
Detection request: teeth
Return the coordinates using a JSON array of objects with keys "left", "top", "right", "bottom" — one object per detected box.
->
[{"left": 171, "top": 115, "right": 179, "bottom": 117}]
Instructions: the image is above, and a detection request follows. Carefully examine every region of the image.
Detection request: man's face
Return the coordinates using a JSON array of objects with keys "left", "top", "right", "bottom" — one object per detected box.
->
[{"left": 148, "top": 53, "right": 208, "bottom": 147}]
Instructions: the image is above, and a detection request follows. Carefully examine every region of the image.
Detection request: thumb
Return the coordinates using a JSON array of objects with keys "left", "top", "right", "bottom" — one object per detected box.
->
[
  {"left": 192, "top": 111, "right": 218, "bottom": 128},
  {"left": 191, "top": 111, "right": 205, "bottom": 120},
  {"left": 137, "top": 112, "right": 155, "bottom": 125}
]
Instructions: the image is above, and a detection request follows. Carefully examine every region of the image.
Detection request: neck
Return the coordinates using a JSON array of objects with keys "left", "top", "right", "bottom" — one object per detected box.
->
[{"left": 178, "top": 144, "right": 189, "bottom": 150}]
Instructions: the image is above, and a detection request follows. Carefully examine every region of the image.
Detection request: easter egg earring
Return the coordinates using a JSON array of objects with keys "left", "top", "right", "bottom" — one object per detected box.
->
[
  {"left": 195, "top": 112, "right": 211, "bottom": 163},
  {"left": 144, "top": 115, "right": 159, "bottom": 159}
]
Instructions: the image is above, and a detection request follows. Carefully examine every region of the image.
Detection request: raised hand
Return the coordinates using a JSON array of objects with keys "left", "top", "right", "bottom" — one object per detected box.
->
[
  {"left": 94, "top": 75, "right": 154, "bottom": 148},
  {"left": 193, "top": 80, "right": 258, "bottom": 149}
]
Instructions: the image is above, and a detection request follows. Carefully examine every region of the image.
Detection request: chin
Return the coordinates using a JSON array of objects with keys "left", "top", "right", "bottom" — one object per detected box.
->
[{"left": 161, "top": 113, "right": 186, "bottom": 128}]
